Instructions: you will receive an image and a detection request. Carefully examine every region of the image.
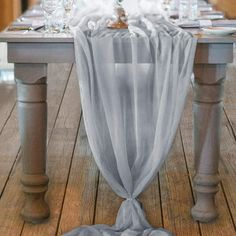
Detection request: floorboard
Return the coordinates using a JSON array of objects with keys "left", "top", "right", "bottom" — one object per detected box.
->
[
  {"left": 220, "top": 63, "right": 236, "bottom": 228},
  {"left": 160, "top": 131, "right": 200, "bottom": 236},
  {"left": 0, "top": 62, "right": 236, "bottom": 236},
  {"left": 0, "top": 83, "right": 16, "bottom": 134},
  {"left": 0, "top": 64, "right": 72, "bottom": 236},
  {"left": 58, "top": 120, "right": 99, "bottom": 235},
  {"left": 180, "top": 88, "right": 236, "bottom": 236},
  {"left": 21, "top": 65, "right": 82, "bottom": 236}
]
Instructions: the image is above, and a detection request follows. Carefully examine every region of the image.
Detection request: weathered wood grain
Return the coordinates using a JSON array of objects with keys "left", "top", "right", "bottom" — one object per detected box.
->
[
  {"left": 191, "top": 64, "right": 227, "bottom": 222},
  {"left": 0, "top": 83, "right": 16, "bottom": 134},
  {"left": 0, "top": 107, "right": 19, "bottom": 195},
  {"left": 20, "top": 66, "right": 81, "bottom": 235},
  {"left": 17, "top": 63, "right": 72, "bottom": 223},
  {"left": 17, "top": 73, "right": 50, "bottom": 223},
  {"left": 0, "top": 62, "right": 236, "bottom": 235},
  {"left": 139, "top": 175, "right": 163, "bottom": 228},
  {"left": 94, "top": 174, "right": 123, "bottom": 226},
  {"left": 0, "top": 64, "right": 72, "bottom": 236},
  {"left": 58, "top": 119, "right": 99, "bottom": 235},
  {"left": 160, "top": 132, "right": 200, "bottom": 236},
  {"left": 224, "top": 61, "right": 236, "bottom": 136},
  {"left": 46, "top": 64, "right": 73, "bottom": 138},
  {"left": 0, "top": 64, "right": 71, "bottom": 195},
  {"left": 0, "top": 76, "right": 18, "bottom": 195},
  {"left": 0, "top": 155, "right": 24, "bottom": 236},
  {"left": 180, "top": 89, "right": 236, "bottom": 235},
  {"left": 218, "top": 115, "right": 236, "bottom": 230},
  {"left": 220, "top": 63, "right": 236, "bottom": 227}
]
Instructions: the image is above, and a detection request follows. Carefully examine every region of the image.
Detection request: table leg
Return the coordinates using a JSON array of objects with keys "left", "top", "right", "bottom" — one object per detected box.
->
[
  {"left": 15, "top": 63, "right": 50, "bottom": 223},
  {"left": 191, "top": 64, "right": 226, "bottom": 222}
]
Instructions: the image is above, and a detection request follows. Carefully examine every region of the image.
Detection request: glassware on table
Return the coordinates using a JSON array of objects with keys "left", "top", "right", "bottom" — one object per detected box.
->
[
  {"left": 108, "top": 0, "right": 128, "bottom": 29},
  {"left": 63, "top": 0, "right": 75, "bottom": 32},
  {"left": 190, "top": 0, "right": 199, "bottom": 20},
  {"left": 41, "top": 0, "right": 61, "bottom": 33},
  {"left": 168, "top": 0, "right": 179, "bottom": 18},
  {"left": 179, "top": 0, "right": 198, "bottom": 21},
  {"left": 162, "top": 0, "right": 171, "bottom": 15}
]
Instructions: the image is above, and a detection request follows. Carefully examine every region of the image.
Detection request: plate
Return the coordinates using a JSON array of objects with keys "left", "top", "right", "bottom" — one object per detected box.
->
[
  {"left": 199, "top": 14, "right": 224, "bottom": 20},
  {"left": 202, "top": 27, "right": 236, "bottom": 35}
]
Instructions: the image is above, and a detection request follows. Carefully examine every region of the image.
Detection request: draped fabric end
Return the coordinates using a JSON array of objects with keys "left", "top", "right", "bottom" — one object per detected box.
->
[
  {"left": 64, "top": 199, "right": 172, "bottom": 236},
  {"left": 65, "top": 5, "right": 197, "bottom": 236}
]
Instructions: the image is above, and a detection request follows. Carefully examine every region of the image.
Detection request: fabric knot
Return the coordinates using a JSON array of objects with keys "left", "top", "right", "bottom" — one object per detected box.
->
[{"left": 126, "top": 197, "right": 135, "bottom": 201}]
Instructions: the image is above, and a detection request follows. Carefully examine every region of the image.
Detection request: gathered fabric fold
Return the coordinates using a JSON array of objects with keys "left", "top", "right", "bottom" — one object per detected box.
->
[
  {"left": 65, "top": 5, "right": 197, "bottom": 236},
  {"left": 64, "top": 199, "right": 171, "bottom": 236}
]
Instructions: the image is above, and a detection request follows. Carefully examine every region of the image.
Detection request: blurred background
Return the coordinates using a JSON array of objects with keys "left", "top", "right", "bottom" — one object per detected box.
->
[
  {"left": 0, "top": 0, "right": 236, "bottom": 32},
  {"left": 0, "top": 0, "right": 38, "bottom": 31},
  {"left": 210, "top": 0, "right": 236, "bottom": 19},
  {"left": 0, "top": 1, "right": 37, "bottom": 83}
]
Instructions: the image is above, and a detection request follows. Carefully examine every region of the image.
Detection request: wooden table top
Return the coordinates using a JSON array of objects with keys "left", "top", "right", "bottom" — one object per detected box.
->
[
  {"left": 1, "top": 29, "right": 236, "bottom": 43},
  {"left": 1, "top": 3, "right": 236, "bottom": 44}
]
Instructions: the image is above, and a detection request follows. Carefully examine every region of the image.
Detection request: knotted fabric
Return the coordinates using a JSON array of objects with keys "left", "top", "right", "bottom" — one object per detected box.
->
[{"left": 65, "top": 6, "right": 197, "bottom": 236}]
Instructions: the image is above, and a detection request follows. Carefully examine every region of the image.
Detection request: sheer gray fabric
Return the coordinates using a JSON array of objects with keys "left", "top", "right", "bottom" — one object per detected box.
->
[{"left": 64, "top": 8, "right": 197, "bottom": 236}]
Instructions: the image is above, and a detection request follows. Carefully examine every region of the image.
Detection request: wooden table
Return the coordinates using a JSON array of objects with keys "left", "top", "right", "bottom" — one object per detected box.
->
[{"left": 0, "top": 28, "right": 235, "bottom": 225}]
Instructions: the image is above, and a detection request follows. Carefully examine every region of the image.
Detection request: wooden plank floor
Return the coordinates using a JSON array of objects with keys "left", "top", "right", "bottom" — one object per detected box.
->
[{"left": 0, "top": 63, "right": 236, "bottom": 236}]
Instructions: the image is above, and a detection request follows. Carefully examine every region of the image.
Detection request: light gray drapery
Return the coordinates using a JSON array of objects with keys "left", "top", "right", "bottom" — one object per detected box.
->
[{"left": 64, "top": 7, "right": 197, "bottom": 236}]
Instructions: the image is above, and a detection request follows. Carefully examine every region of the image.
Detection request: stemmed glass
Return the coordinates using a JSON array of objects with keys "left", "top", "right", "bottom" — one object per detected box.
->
[
  {"left": 162, "top": 0, "right": 172, "bottom": 17},
  {"left": 108, "top": 0, "right": 128, "bottom": 29},
  {"left": 63, "top": 0, "right": 75, "bottom": 32},
  {"left": 41, "top": 0, "right": 60, "bottom": 33}
]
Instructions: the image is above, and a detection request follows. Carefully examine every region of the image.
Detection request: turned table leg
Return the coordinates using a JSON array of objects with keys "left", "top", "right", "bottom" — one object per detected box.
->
[
  {"left": 15, "top": 64, "right": 49, "bottom": 223},
  {"left": 191, "top": 64, "right": 226, "bottom": 222}
]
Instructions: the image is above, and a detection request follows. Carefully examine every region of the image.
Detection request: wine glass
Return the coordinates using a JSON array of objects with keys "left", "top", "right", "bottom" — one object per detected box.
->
[
  {"left": 107, "top": 0, "right": 128, "bottom": 29},
  {"left": 63, "top": 0, "right": 75, "bottom": 32},
  {"left": 41, "top": 0, "right": 60, "bottom": 33}
]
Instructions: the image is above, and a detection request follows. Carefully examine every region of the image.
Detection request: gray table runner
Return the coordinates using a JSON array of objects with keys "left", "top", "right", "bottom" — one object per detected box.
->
[{"left": 64, "top": 7, "right": 197, "bottom": 236}]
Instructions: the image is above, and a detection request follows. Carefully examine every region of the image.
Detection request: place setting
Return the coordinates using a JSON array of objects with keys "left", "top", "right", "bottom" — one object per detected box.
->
[
  {"left": 7, "top": 0, "right": 76, "bottom": 34},
  {"left": 160, "top": 0, "right": 236, "bottom": 36},
  {"left": 5, "top": 0, "right": 236, "bottom": 37}
]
